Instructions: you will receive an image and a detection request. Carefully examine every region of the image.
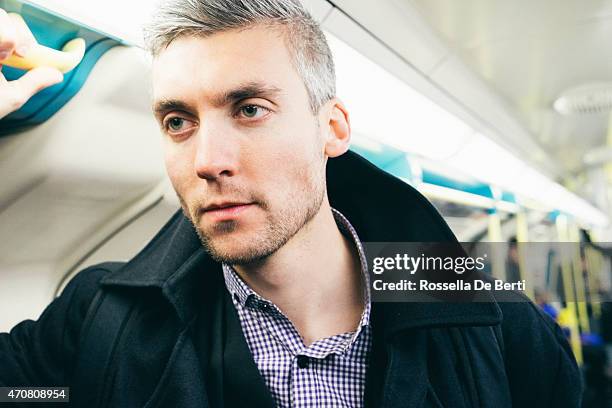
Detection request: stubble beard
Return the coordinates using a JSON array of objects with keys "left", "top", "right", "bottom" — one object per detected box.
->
[{"left": 178, "top": 158, "right": 327, "bottom": 266}]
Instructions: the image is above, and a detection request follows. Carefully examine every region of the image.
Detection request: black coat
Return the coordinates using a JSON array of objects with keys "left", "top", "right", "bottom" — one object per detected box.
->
[{"left": 0, "top": 151, "right": 582, "bottom": 407}]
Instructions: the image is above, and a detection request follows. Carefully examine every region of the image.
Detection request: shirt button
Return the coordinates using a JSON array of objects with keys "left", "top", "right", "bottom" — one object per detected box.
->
[
  {"left": 297, "top": 355, "right": 309, "bottom": 369},
  {"left": 260, "top": 303, "right": 271, "bottom": 312}
]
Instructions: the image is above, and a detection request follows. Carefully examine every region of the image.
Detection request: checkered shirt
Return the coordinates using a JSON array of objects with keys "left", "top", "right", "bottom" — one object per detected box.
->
[{"left": 222, "top": 208, "right": 372, "bottom": 407}]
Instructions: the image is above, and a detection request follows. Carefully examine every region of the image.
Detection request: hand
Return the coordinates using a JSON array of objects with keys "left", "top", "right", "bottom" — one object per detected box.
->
[{"left": 0, "top": 9, "right": 63, "bottom": 119}]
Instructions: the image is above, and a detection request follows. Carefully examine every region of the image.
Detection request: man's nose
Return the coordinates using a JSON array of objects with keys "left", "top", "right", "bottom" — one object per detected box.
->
[{"left": 193, "top": 124, "right": 238, "bottom": 180}]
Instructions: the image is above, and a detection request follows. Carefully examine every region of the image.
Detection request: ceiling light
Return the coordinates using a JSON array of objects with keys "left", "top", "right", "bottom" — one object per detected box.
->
[{"left": 553, "top": 82, "right": 612, "bottom": 115}]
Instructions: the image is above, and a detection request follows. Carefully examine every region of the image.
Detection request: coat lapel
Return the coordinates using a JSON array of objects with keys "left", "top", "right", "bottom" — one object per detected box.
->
[
  {"left": 101, "top": 230, "right": 220, "bottom": 408},
  {"left": 143, "top": 319, "right": 209, "bottom": 408}
]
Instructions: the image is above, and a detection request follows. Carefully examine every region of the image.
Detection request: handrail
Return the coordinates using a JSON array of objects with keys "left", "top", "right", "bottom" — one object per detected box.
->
[{"left": 0, "top": 13, "right": 85, "bottom": 73}]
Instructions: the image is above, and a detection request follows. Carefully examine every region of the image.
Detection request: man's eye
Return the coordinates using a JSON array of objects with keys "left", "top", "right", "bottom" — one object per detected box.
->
[
  {"left": 163, "top": 116, "right": 197, "bottom": 137},
  {"left": 237, "top": 105, "right": 269, "bottom": 119},
  {"left": 167, "top": 117, "right": 186, "bottom": 131}
]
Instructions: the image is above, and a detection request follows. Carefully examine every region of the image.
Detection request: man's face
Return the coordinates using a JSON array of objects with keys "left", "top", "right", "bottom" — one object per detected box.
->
[{"left": 152, "top": 26, "right": 328, "bottom": 264}]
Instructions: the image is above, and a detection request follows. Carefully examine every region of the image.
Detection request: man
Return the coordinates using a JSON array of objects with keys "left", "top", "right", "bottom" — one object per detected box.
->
[{"left": 0, "top": 1, "right": 582, "bottom": 407}]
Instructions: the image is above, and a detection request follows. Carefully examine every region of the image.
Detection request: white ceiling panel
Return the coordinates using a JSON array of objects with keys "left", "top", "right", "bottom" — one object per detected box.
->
[{"left": 408, "top": 0, "right": 612, "bottom": 174}]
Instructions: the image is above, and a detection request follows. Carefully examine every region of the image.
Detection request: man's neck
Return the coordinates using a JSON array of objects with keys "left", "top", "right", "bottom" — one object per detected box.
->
[{"left": 233, "top": 200, "right": 364, "bottom": 346}]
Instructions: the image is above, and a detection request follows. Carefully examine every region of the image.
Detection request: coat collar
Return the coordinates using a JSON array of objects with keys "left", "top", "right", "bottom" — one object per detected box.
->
[{"left": 101, "top": 151, "right": 501, "bottom": 332}]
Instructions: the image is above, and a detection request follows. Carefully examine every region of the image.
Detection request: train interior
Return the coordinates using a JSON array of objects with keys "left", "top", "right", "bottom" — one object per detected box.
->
[{"left": 0, "top": 0, "right": 610, "bottom": 405}]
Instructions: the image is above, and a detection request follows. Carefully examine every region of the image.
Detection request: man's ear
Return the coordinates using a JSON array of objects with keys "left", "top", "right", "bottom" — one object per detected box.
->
[{"left": 321, "top": 98, "right": 351, "bottom": 158}]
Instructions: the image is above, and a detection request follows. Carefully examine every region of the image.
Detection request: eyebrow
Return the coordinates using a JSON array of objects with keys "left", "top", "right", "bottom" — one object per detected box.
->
[
  {"left": 152, "top": 81, "right": 283, "bottom": 118},
  {"left": 211, "top": 81, "right": 283, "bottom": 107},
  {"left": 152, "top": 99, "right": 194, "bottom": 118}
]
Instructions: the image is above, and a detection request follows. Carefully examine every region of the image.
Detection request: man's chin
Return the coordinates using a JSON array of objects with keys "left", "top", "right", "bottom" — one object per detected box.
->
[
  {"left": 194, "top": 227, "right": 268, "bottom": 265},
  {"left": 203, "top": 241, "right": 272, "bottom": 265}
]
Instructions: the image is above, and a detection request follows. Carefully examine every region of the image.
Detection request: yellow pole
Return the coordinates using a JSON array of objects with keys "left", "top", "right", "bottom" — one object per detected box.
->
[
  {"left": 569, "top": 225, "right": 590, "bottom": 334},
  {"left": 555, "top": 214, "right": 583, "bottom": 365},
  {"left": 584, "top": 246, "right": 601, "bottom": 319}
]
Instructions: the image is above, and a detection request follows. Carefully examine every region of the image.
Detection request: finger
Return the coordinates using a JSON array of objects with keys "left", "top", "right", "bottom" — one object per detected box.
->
[
  {"left": 0, "top": 9, "right": 18, "bottom": 59},
  {"left": 7, "top": 13, "right": 36, "bottom": 57},
  {"left": 6, "top": 66, "right": 63, "bottom": 108}
]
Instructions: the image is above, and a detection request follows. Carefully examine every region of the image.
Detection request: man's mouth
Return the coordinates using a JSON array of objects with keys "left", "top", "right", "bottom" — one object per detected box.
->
[
  {"left": 203, "top": 202, "right": 252, "bottom": 211},
  {"left": 200, "top": 202, "right": 255, "bottom": 221}
]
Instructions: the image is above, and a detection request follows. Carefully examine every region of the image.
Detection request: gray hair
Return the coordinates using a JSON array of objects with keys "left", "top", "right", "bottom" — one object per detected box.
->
[{"left": 143, "top": 0, "right": 336, "bottom": 113}]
